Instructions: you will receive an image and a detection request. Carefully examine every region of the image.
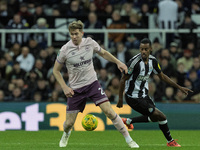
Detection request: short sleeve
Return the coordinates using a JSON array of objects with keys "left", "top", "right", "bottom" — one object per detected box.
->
[
  {"left": 92, "top": 39, "right": 101, "bottom": 52},
  {"left": 152, "top": 58, "right": 162, "bottom": 74},
  {"left": 56, "top": 45, "right": 66, "bottom": 64}
]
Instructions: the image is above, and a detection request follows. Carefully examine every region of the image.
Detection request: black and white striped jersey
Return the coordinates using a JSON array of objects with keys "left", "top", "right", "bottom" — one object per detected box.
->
[{"left": 125, "top": 53, "right": 161, "bottom": 98}]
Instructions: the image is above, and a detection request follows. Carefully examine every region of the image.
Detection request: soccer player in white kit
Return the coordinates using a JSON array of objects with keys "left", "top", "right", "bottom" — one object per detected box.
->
[{"left": 53, "top": 20, "right": 139, "bottom": 148}]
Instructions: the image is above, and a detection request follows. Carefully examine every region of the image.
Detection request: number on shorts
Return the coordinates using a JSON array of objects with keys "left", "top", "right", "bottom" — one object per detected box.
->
[{"left": 98, "top": 88, "right": 105, "bottom": 95}]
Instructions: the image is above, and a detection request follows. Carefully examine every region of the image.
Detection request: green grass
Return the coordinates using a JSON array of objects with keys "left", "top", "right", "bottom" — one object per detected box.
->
[{"left": 0, "top": 130, "right": 200, "bottom": 150}]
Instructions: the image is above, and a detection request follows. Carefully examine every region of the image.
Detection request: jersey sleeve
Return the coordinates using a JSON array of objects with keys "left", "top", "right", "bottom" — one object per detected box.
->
[
  {"left": 56, "top": 45, "right": 66, "bottom": 64},
  {"left": 152, "top": 58, "right": 162, "bottom": 74},
  {"left": 92, "top": 39, "right": 101, "bottom": 52},
  {"left": 127, "top": 58, "right": 136, "bottom": 75}
]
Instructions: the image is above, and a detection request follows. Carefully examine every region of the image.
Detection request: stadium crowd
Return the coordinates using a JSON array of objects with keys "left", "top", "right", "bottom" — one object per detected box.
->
[{"left": 0, "top": 0, "right": 200, "bottom": 103}]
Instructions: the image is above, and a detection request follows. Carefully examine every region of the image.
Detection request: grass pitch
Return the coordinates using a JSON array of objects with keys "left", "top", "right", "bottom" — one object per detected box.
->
[{"left": 0, "top": 130, "right": 200, "bottom": 150}]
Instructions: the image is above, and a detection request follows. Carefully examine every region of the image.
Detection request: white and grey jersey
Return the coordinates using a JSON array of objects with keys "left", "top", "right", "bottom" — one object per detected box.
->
[{"left": 125, "top": 53, "right": 162, "bottom": 98}]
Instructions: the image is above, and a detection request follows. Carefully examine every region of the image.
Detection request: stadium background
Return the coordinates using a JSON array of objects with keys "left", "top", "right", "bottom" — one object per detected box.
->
[{"left": 0, "top": 0, "right": 200, "bottom": 131}]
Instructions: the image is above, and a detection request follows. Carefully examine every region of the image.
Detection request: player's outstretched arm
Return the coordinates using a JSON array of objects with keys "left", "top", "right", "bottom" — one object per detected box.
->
[
  {"left": 53, "top": 61, "right": 74, "bottom": 98},
  {"left": 97, "top": 48, "right": 128, "bottom": 74},
  {"left": 157, "top": 72, "right": 193, "bottom": 95},
  {"left": 117, "top": 73, "right": 131, "bottom": 108}
]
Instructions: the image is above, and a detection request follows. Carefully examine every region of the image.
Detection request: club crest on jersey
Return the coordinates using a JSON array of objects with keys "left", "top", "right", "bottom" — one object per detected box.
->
[{"left": 128, "top": 67, "right": 133, "bottom": 74}]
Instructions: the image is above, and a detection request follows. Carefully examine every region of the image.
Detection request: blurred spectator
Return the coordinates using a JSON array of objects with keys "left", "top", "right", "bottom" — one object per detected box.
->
[
  {"left": 6, "top": 14, "right": 29, "bottom": 47},
  {"left": 33, "top": 92, "right": 42, "bottom": 102},
  {"left": 125, "top": 13, "right": 143, "bottom": 49},
  {"left": 9, "top": 43, "right": 21, "bottom": 60},
  {"left": 4, "top": 83, "right": 15, "bottom": 97},
  {"left": 178, "top": 14, "right": 198, "bottom": 48},
  {"left": 174, "top": 89, "right": 187, "bottom": 102},
  {"left": 185, "top": 41, "right": 199, "bottom": 57},
  {"left": 106, "top": 42, "right": 131, "bottom": 77},
  {"left": 84, "top": 12, "right": 104, "bottom": 44},
  {"left": 184, "top": 78, "right": 193, "bottom": 91},
  {"left": 169, "top": 42, "right": 180, "bottom": 59},
  {"left": 162, "top": 86, "right": 175, "bottom": 101},
  {"left": 33, "top": 78, "right": 51, "bottom": 101},
  {"left": 0, "top": 0, "right": 14, "bottom": 16},
  {"left": 31, "top": 18, "right": 48, "bottom": 49},
  {"left": 189, "top": 57, "right": 200, "bottom": 78},
  {"left": 33, "top": 58, "right": 47, "bottom": 79},
  {"left": 52, "top": 6, "right": 61, "bottom": 16},
  {"left": 151, "top": 38, "right": 163, "bottom": 57},
  {"left": 66, "top": 0, "right": 84, "bottom": 17},
  {"left": 48, "top": 73, "right": 56, "bottom": 90},
  {"left": 46, "top": 46, "right": 57, "bottom": 68},
  {"left": 28, "top": 39, "right": 42, "bottom": 58},
  {"left": 25, "top": 70, "right": 40, "bottom": 99},
  {"left": 157, "top": 0, "right": 178, "bottom": 48},
  {"left": 7, "top": 0, "right": 20, "bottom": 14},
  {"left": 115, "top": 42, "right": 132, "bottom": 63},
  {"left": 177, "top": 49, "right": 193, "bottom": 72},
  {"left": 7, "top": 61, "right": 26, "bottom": 80},
  {"left": 175, "top": 0, "right": 187, "bottom": 27},
  {"left": 104, "top": 4, "right": 113, "bottom": 17},
  {"left": 176, "top": 62, "right": 186, "bottom": 86},
  {"left": 0, "top": 57, "right": 12, "bottom": 79},
  {"left": 4, "top": 52, "right": 14, "bottom": 66},
  {"left": 98, "top": 68, "right": 112, "bottom": 90},
  {"left": 33, "top": 4, "right": 46, "bottom": 19},
  {"left": 7, "top": 87, "right": 25, "bottom": 101},
  {"left": 107, "top": 10, "right": 127, "bottom": 48},
  {"left": 87, "top": 2, "right": 97, "bottom": 13},
  {"left": 0, "top": 73, "right": 8, "bottom": 92},
  {"left": 191, "top": 1, "right": 200, "bottom": 14},
  {"left": 94, "top": 0, "right": 108, "bottom": 13},
  {"left": 48, "top": 90, "right": 59, "bottom": 102},
  {"left": 18, "top": 3, "right": 32, "bottom": 17},
  {"left": 16, "top": 46, "right": 35, "bottom": 72},
  {"left": 187, "top": 69, "right": 200, "bottom": 93},
  {"left": 107, "top": 76, "right": 120, "bottom": 101},
  {"left": 160, "top": 57, "right": 175, "bottom": 77},
  {"left": 39, "top": 49, "right": 53, "bottom": 71},
  {"left": 152, "top": 74, "right": 166, "bottom": 102},
  {"left": 159, "top": 48, "right": 177, "bottom": 70},
  {"left": 0, "top": 90, "right": 5, "bottom": 102},
  {"left": 120, "top": 2, "right": 138, "bottom": 16},
  {"left": 138, "top": 3, "right": 150, "bottom": 28}
]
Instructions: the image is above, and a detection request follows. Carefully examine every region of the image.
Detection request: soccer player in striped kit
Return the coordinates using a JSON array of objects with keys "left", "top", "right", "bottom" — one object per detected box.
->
[{"left": 117, "top": 38, "right": 193, "bottom": 147}]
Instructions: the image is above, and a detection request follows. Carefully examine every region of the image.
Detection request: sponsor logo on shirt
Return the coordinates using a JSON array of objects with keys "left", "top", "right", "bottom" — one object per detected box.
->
[
  {"left": 137, "top": 75, "right": 149, "bottom": 81},
  {"left": 73, "top": 59, "right": 92, "bottom": 67}
]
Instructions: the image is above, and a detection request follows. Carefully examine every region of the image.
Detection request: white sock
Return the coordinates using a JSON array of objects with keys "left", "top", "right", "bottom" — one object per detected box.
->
[
  {"left": 111, "top": 114, "right": 132, "bottom": 140},
  {"left": 125, "top": 135, "right": 133, "bottom": 143}
]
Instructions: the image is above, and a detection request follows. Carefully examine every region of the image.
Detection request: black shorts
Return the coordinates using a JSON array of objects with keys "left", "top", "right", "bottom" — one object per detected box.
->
[{"left": 125, "top": 94, "right": 156, "bottom": 116}]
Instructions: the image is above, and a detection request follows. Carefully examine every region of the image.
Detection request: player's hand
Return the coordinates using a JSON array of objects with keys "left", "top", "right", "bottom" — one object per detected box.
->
[
  {"left": 117, "top": 99, "right": 123, "bottom": 108},
  {"left": 117, "top": 62, "right": 128, "bottom": 74},
  {"left": 179, "top": 87, "right": 193, "bottom": 95},
  {"left": 63, "top": 86, "right": 74, "bottom": 98}
]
